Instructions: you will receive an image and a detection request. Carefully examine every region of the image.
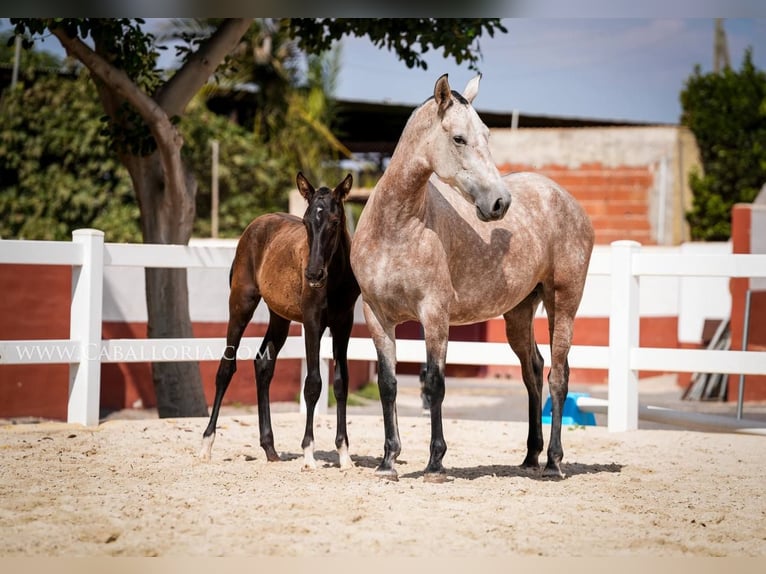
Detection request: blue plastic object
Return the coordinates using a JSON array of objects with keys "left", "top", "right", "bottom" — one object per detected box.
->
[{"left": 541, "top": 392, "right": 597, "bottom": 426}]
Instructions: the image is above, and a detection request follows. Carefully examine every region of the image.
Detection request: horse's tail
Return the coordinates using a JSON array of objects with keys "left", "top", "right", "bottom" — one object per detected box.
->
[{"left": 228, "top": 263, "right": 234, "bottom": 288}]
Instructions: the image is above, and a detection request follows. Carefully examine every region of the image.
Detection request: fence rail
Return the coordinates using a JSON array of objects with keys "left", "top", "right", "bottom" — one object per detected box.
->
[{"left": 1, "top": 231, "right": 765, "bottom": 429}]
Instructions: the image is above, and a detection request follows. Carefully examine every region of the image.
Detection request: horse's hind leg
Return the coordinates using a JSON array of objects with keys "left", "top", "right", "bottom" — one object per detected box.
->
[
  {"left": 200, "top": 285, "right": 258, "bottom": 461},
  {"left": 503, "top": 289, "right": 545, "bottom": 469},
  {"left": 330, "top": 310, "right": 355, "bottom": 470},
  {"left": 420, "top": 308, "right": 450, "bottom": 482},
  {"left": 542, "top": 282, "right": 582, "bottom": 479},
  {"left": 255, "top": 311, "right": 291, "bottom": 462}
]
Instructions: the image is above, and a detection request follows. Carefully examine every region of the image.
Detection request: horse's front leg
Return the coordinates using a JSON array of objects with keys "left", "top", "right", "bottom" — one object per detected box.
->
[
  {"left": 421, "top": 318, "right": 450, "bottom": 482},
  {"left": 330, "top": 311, "right": 355, "bottom": 470},
  {"left": 300, "top": 311, "right": 325, "bottom": 471},
  {"left": 363, "top": 303, "right": 401, "bottom": 480}
]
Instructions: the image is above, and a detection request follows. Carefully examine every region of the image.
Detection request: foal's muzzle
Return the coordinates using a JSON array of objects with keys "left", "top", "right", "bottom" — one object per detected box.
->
[{"left": 306, "top": 268, "right": 327, "bottom": 289}]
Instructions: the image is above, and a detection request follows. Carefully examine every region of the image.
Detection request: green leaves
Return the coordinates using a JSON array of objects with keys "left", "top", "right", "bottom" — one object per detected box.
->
[
  {"left": 285, "top": 18, "right": 507, "bottom": 72},
  {"left": 680, "top": 49, "right": 766, "bottom": 241},
  {"left": 0, "top": 72, "right": 140, "bottom": 241}
]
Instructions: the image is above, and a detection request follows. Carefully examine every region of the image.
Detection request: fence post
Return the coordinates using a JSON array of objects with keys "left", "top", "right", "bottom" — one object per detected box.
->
[
  {"left": 68, "top": 229, "right": 104, "bottom": 426},
  {"left": 608, "top": 240, "right": 640, "bottom": 432}
]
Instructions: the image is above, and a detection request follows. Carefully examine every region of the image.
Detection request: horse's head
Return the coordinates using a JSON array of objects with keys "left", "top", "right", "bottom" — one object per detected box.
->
[
  {"left": 297, "top": 172, "right": 353, "bottom": 289},
  {"left": 426, "top": 73, "right": 510, "bottom": 222}
]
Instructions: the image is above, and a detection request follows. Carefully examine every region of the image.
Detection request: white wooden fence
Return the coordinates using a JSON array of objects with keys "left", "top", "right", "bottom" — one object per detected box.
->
[{"left": 1, "top": 230, "right": 766, "bottom": 430}]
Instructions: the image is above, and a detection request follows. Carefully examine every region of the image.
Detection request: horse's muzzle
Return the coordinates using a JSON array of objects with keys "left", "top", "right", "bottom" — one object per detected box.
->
[{"left": 476, "top": 196, "right": 510, "bottom": 222}]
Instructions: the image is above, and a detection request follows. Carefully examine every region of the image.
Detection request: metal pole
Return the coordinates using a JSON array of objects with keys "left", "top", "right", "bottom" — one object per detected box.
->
[
  {"left": 211, "top": 140, "right": 219, "bottom": 238},
  {"left": 11, "top": 35, "right": 21, "bottom": 89},
  {"left": 736, "top": 288, "right": 752, "bottom": 419}
]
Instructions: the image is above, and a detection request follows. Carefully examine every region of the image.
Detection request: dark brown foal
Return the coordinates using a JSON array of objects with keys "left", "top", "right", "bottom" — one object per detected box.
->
[{"left": 200, "top": 172, "right": 360, "bottom": 470}]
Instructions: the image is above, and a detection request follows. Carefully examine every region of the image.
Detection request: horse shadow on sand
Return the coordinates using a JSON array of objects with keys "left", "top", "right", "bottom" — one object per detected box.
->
[{"left": 297, "top": 451, "right": 622, "bottom": 481}]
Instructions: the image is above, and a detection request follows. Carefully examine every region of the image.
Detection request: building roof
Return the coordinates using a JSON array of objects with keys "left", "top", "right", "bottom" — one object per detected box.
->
[{"left": 332, "top": 99, "right": 662, "bottom": 156}]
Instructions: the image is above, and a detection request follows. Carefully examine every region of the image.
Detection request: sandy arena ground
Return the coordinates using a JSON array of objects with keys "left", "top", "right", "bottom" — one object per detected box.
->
[{"left": 2, "top": 392, "right": 765, "bottom": 557}]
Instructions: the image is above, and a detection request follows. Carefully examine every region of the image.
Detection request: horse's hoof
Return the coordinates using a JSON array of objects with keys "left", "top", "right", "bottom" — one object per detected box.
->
[
  {"left": 263, "top": 446, "right": 281, "bottom": 462},
  {"left": 197, "top": 444, "right": 212, "bottom": 462},
  {"left": 301, "top": 462, "right": 317, "bottom": 472},
  {"left": 542, "top": 463, "right": 566, "bottom": 479},
  {"left": 374, "top": 466, "right": 399, "bottom": 481},
  {"left": 423, "top": 471, "right": 449, "bottom": 484},
  {"left": 337, "top": 445, "right": 354, "bottom": 471},
  {"left": 199, "top": 434, "right": 215, "bottom": 462},
  {"left": 521, "top": 454, "right": 540, "bottom": 469}
]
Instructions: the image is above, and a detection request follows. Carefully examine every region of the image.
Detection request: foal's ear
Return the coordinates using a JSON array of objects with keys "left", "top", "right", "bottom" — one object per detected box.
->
[
  {"left": 434, "top": 73, "right": 453, "bottom": 116},
  {"left": 296, "top": 172, "right": 315, "bottom": 201},
  {"left": 462, "top": 73, "right": 481, "bottom": 104},
  {"left": 334, "top": 173, "right": 353, "bottom": 200}
]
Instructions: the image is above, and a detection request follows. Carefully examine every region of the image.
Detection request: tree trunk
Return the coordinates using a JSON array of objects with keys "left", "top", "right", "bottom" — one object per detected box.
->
[
  {"left": 128, "top": 152, "right": 208, "bottom": 418},
  {"left": 145, "top": 267, "right": 208, "bottom": 418},
  {"left": 48, "top": 19, "right": 255, "bottom": 419}
]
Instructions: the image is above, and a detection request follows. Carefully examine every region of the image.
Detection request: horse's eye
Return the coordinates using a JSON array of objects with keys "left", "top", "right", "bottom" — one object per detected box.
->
[{"left": 453, "top": 135, "right": 466, "bottom": 145}]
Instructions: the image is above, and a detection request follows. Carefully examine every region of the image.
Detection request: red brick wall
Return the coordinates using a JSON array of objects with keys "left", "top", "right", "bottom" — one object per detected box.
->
[
  {"left": 498, "top": 162, "right": 655, "bottom": 245},
  {"left": 0, "top": 265, "right": 71, "bottom": 420}
]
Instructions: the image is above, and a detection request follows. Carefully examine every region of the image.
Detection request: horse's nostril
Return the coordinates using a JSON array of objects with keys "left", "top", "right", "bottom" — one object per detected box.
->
[
  {"left": 492, "top": 198, "right": 507, "bottom": 216},
  {"left": 306, "top": 267, "right": 327, "bottom": 286}
]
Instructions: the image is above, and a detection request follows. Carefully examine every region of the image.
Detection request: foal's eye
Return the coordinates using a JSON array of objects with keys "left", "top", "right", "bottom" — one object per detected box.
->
[{"left": 453, "top": 135, "right": 467, "bottom": 145}]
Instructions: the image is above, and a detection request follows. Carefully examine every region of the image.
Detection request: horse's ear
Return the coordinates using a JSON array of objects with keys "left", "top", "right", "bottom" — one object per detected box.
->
[
  {"left": 434, "top": 73, "right": 453, "bottom": 116},
  {"left": 462, "top": 73, "right": 481, "bottom": 104},
  {"left": 335, "top": 173, "right": 353, "bottom": 200},
  {"left": 296, "top": 172, "right": 314, "bottom": 201}
]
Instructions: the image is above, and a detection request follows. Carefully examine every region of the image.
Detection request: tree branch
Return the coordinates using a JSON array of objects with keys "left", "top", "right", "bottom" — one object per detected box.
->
[
  {"left": 51, "top": 27, "right": 188, "bottom": 230},
  {"left": 156, "top": 18, "right": 254, "bottom": 117},
  {"left": 51, "top": 27, "right": 179, "bottom": 149}
]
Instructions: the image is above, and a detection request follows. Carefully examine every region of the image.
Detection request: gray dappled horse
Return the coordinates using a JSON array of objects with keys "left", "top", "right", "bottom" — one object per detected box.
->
[{"left": 350, "top": 74, "right": 594, "bottom": 481}]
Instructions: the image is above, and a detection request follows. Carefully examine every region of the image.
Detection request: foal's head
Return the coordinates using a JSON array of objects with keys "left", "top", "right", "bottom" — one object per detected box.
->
[
  {"left": 296, "top": 172, "right": 353, "bottom": 289},
  {"left": 424, "top": 73, "right": 510, "bottom": 222}
]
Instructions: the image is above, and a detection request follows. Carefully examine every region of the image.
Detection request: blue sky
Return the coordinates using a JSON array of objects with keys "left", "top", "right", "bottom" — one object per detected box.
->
[{"left": 333, "top": 19, "right": 766, "bottom": 124}]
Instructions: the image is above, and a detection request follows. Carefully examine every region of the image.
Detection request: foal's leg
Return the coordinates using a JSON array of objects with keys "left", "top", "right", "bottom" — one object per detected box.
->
[
  {"left": 300, "top": 310, "right": 325, "bottom": 471},
  {"left": 363, "top": 302, "right": 401, "bottom": 480},
  {"left": 199, "top": 286, "right": 258, "bottom": 461},
  {"left": 330, "top": 310, "right": 355, "bottom": 470},
  {"left": 255, "top": 311, "right": 291, "bottom": 462},
  {"left": 503, "top": 292, "right": 545, "bottom": 469}
]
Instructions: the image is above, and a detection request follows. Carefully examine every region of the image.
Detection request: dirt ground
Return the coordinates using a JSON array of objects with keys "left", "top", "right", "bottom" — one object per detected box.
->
[{"left": 2, "top": 395, "right": 765, "bottom": 557}]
